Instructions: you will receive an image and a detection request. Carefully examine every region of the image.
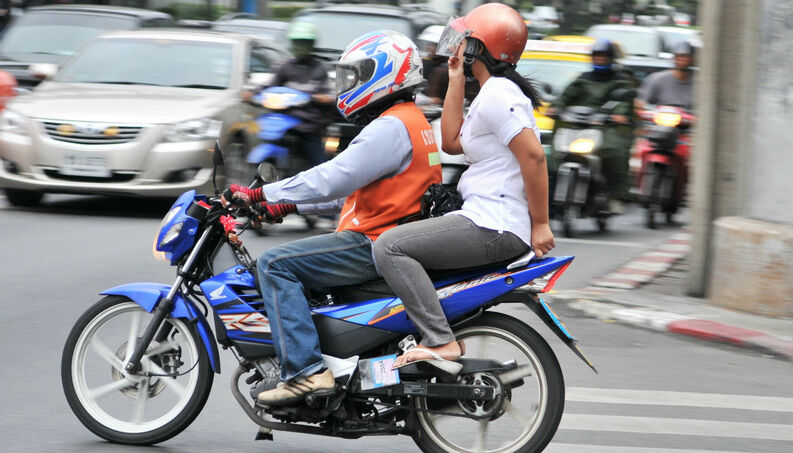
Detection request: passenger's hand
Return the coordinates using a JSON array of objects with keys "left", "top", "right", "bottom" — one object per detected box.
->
[
  {"left": 531, "top": 222, "right": 555, "bottom": 258},
  {"left": 448, "top": 43, "right": 465, "bottom": 83}
]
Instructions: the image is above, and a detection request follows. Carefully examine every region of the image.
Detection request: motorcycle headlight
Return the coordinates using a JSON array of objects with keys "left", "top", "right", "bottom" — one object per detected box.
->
[
  {"left": 158, "top": 222, "right": 184, "bottom": 248},
  {"left": 163, "top": 118, "right": 222, "bottom": 143},
  {"left": 654, "top": 112, "right": 682, "bottom": 128},
  {"left": 0, "top": 109, "right": 28, "bottom": 136},
  {"left": 261, "top": 93, "right": 296, "bottom": 110},
  {"left": 569, "top": 138, "right": 596, "bottom": 154}
]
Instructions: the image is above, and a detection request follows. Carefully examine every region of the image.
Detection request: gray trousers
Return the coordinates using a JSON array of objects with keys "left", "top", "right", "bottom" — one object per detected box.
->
[{"left": 373, "top": 214, "right": 529, "bottom": 346}]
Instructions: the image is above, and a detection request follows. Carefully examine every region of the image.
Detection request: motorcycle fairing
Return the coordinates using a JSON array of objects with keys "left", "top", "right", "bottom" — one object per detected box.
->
[
  {"left": 156, "top": 190, "right": 204, "bottom": 265},
  {"left": 256, "top": 113, "right": 302, "bottom": 142},
  {"left": 247, "top": 143, "right": 289, "bottom": 164},
  {"left": 100, "top": 283, "right": 221, "bottom": 373}
]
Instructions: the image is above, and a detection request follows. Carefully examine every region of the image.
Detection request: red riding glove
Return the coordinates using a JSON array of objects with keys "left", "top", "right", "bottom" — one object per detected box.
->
[
  {"left": 227, "top": 184, "right": 265, "bottom": 205},
  {"left": 258, "top": 202, "right": 298, "bottom": 223}
]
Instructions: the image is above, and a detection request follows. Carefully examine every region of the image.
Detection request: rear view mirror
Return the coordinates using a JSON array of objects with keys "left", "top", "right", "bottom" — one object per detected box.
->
[
  {"left": 29, "top": 63, "right": 58, "bottom": 80},
  {"left": 213, "top": 140, "right": 225, "bottom": 167},
  {"left": 257, "top": 162, "right": 278, "bottom": 184}
]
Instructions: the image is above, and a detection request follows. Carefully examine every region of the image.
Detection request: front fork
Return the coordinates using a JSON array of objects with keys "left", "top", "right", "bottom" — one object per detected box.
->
[{"left": 124, "top": 226, "right": 214, "bottom": 374}]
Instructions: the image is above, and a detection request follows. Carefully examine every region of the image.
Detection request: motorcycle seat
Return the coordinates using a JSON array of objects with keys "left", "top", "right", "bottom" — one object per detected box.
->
[{"left": 331, "top": 255, "right": 532, "bottom": 304}]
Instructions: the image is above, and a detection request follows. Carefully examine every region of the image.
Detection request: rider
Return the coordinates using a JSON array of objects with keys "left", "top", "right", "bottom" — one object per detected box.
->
[
  {"left": 417, "top": 25, "right": 448, "bottom": 105},
  {"left": 637, "top": 40, "right": 695, "bottom": 110},
  {"left": 224, "top": 31, "right": 442, "bottom": 406},
  {"left": 549, "top": 38, "right": 636, "bottom": 213},
  {"left": 257, "top": 21, "right": 335, "bottom": 168}
]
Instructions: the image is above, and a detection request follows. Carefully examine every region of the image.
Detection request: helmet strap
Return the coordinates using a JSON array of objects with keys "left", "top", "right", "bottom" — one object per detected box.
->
[{"left": 466, "top": 39, "right": 516, "bottom": 77}]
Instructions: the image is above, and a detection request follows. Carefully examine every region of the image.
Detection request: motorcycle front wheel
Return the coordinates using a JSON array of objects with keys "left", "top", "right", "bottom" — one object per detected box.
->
[
  {"left": 61, "top": 296, "right": 213, "bottom": 445},
  {"left": 413, "top": 312, "right": 564, "bottom": 453}
]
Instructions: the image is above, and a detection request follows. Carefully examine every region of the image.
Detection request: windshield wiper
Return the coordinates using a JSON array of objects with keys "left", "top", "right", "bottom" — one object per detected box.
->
[{"left": 172, "top": 84, "right": 225, "bottom": 89}]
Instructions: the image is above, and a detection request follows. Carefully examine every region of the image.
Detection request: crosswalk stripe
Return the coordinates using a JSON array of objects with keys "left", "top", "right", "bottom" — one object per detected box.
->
[
  {"left": 568, "top": 387, "right": 793, "bottom": 412},
  {"left": 559, "top": 414, "right": 793, "bottom": 441},
  {"left": 546, "top": 444, "right": 752, "bottom": 453}
]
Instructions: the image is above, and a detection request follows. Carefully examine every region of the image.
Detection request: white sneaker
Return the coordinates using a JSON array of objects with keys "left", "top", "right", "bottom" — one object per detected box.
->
[{"left": 257, "top": 369, "right": 335, "bottom": 406}]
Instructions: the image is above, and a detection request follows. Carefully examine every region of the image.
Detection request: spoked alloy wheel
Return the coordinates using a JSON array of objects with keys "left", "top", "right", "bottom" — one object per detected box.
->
[
  {"left": 413, "top": 313, "right": 564, "bottom": 453},
  {"left": 62, "top": 296, "right": 213, "bottom": 445}
]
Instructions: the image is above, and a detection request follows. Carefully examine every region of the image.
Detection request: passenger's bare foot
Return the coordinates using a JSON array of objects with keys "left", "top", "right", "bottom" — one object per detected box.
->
[{"left": 393, "top": 340, "right": 462, "bottom": 369}]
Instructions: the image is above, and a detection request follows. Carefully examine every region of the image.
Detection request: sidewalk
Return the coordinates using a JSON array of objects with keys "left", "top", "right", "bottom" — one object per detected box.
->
[{"left": 546, "top": 231, "right": 793, "bottom": 362}]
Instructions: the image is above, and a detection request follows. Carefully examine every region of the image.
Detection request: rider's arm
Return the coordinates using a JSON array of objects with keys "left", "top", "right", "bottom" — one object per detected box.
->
[
  {"left": 440, "top": 51, "right": 465, "bottom": 155},
  {"left": 261, "top": 116, "right": 413, "bottom": 204}
]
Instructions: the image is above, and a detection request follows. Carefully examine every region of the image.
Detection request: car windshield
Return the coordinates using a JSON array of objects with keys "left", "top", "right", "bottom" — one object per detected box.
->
[
  {"left": 296, "top": 12, "right": 412, "bottom": 52},
  {"left": 658, "top": 29, "right": 698, "bottom": 51},
  {"left": 516, "top": 58, "right": 589, "bottom": 97},
  {"left": 0, "top": 11, "right": 138, "bottom": 63},
  {"left": 587, "top": 28, "right": 659, "bottom": 57},
  {"left": 55, "top": 38, "right": 234, "bottom": 89}
]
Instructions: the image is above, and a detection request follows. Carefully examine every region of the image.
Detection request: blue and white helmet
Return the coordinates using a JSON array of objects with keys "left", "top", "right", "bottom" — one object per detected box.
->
[{"left": 335, "top": 30, "right": 424, "bottom": 120}]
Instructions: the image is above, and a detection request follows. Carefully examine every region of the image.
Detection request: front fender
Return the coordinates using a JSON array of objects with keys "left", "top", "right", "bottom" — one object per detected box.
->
[
  {"left": 247, "top": 143, "right": 288, "bottom": 164},
  {"left": 101, "top": 283, "right": 221, "bottom": 374}
]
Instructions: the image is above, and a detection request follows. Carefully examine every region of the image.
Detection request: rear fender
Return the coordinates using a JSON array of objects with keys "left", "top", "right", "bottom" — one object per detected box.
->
[
  {"left": 101, "top": 283, "right": 221, "bottom": 374},
  {"left": 494, "top": 290, "right": 597, "bottom": 373}
]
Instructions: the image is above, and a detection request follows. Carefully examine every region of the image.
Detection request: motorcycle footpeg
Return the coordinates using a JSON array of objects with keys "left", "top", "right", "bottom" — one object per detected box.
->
[{"left": 398, "top": 335, "right": 418, "bottom": 353}]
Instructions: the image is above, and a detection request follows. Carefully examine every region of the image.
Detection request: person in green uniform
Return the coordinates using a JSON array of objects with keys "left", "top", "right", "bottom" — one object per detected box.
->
[{"left": 548, "top": 38, "right": 636, "bottom": 213}]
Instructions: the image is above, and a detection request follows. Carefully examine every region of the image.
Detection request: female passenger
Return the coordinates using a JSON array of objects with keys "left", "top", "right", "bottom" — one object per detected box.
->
[{"left": 373, "top": 3, "right": 556, "bottom": 369}]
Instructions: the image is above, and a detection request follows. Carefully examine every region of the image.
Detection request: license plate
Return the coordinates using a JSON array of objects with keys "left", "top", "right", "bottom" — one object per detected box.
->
[{"left": 60, "top": 154, "right": 110, "bottom": 178}]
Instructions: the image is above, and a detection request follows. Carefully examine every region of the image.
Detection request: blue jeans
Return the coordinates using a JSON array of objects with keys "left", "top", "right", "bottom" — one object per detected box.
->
[{"left": 257, "top": 230, "right": 380, "bottom": 381}]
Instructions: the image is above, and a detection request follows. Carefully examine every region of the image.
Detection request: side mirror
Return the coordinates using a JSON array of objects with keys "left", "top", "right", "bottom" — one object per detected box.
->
[
  {"left": 245, "top": 72, "right": 274, "bottom": 91},
  {"left": 213, "top": 140, "right": 225, "bottom": 167},
  {"left": 29, "top": 63, "right": 58, "bottom": 80},
  {"left": 257, "top": 162, "right": 278, "bottom": 184}
]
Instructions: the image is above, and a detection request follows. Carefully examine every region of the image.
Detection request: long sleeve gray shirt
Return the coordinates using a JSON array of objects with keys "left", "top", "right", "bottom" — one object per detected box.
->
[{"left": 260, "top": 115, "right": 414, "bottom": 215}]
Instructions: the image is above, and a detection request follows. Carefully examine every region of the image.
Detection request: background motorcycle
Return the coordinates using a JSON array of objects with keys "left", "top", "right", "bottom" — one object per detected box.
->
[
  {"left": 61, "top": 142, "right": 595, "bottom": 453},
  {"left": 634, "top": 105, "right": 694, "bottom": 228},
  {"left": 549, "top": 89, "right": 634, "bottom": 238},
  {"left": 246, "top": 85, "right": 321, "bottom": 230}
]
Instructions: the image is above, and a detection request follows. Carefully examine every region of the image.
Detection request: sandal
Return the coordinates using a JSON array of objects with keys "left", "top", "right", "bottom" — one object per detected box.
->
[{"left": 393, "top": 345, "right": 464, "bottom": 375}]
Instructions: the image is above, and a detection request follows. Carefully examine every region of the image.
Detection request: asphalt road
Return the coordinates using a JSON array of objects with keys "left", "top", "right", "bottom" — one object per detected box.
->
[{"left": 1, "top": 193, "right": 791, "bottom": 453}]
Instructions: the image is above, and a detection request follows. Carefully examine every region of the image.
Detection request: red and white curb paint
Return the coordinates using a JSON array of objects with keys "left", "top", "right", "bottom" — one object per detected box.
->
[
  {"left": 568, "top": 299, "right": 793, "bottom": 361},
  {"left": 589, "top": 232, "right": 691, "bottom": 290}
]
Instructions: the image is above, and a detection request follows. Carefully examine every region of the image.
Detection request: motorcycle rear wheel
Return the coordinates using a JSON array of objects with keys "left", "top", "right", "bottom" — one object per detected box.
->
[
  {"left": 61, "top": 296, "right": 213, "bottom": 445},
  {"left": 412, "top": 312, "right": 564, "bottom": 453}
]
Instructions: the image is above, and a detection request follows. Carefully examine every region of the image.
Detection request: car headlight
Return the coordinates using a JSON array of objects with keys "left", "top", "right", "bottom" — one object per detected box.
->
[
  {"left": 0, "top": 109, "right": 28, "bottom": 136},
  {"left": 163, "top": 118, "right": 222, "bottom": 143}
]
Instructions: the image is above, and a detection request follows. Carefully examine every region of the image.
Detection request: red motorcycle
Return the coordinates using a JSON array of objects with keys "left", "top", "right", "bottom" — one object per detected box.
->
[{"left": 634, "top": 106, "right": 695, "bottom": 228}]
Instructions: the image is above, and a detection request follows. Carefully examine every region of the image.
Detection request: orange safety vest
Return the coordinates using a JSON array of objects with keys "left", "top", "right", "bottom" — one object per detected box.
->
[{"left": 336, "top": 102, "right": 442, "bottom": 240}]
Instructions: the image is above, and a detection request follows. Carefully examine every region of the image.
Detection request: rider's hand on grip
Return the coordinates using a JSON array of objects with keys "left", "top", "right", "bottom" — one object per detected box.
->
[{"left": 257, "top": 202, "right": 297, "bottom": 224}]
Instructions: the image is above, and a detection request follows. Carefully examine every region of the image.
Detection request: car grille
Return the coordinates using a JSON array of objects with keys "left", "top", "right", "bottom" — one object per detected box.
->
[
  {"left": 42, "top": 121, "right": 144, "bottom": 145},
  {"left": 42, "top": 168, "right": 137, "bottom": 183}
]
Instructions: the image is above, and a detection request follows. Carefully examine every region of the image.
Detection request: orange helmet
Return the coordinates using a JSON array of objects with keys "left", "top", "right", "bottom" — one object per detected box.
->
[{"left": 439, "top": 3, "right": 527, "bottom": 65}]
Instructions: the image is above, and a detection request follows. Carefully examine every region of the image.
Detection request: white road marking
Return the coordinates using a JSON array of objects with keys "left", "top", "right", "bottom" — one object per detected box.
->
[
  {"left": 559, "top": 413, "right": 793, "bottom": 441},
  {"left": 567, "top": 387, "right": 793, "bottom": 412},
  {"left": 546, "top": 444, "right": 751, "bottom": 453}
]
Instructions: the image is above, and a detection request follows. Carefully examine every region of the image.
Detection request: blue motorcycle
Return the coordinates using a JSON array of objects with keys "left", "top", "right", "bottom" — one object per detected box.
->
[{"left": 61, "top": 143, "right": 595, "bottom": 452}]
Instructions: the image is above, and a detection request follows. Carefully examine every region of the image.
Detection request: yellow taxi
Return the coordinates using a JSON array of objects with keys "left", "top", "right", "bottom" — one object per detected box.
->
[{"left": 516, "top": 38, "right": 595, "bottom": 161}]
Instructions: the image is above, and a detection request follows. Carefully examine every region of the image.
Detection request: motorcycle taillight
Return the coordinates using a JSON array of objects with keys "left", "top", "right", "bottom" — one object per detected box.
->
[{"left": 522, "top": 262, "right": 571, "bottom": 293}]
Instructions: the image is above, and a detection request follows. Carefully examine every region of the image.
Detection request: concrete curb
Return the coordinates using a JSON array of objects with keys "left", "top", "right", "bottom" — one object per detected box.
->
[
  {"left": 552, "top": 298, "right": 793, "bottom": 361},
  {"left": 546, "top": 231, "right": 793, "bottom": 362},
  {"left": 587, "top": 231, "right": 691, "bottom": 290}
]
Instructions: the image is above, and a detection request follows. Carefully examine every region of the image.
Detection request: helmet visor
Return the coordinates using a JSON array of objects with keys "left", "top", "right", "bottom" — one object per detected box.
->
[
  {"left": 335, "top": 59, "right": 376, "bottom": 95},
  {"left": 435, "top": 17, "right": 469, "bottom": 58}
]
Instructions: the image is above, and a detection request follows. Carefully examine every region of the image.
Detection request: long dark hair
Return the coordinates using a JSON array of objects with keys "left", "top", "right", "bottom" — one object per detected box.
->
[{"left": 473, "top": 39, "right": 543, "bottom": 110}]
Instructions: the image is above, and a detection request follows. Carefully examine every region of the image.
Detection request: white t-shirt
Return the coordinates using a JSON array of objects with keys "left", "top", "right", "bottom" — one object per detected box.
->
[{"left": 451, "top": 76, "right": 540, "bottom": 246}]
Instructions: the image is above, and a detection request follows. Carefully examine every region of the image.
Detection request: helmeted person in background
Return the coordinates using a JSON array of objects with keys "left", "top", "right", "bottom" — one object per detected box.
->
[
  {"left": 373, "top": 3, "right": 555, "bottom": 369},
  {"left": 548, "top": 38, "right": 636, "bottom": 213},
  {"left": 637, "top": 40, "right": 695, "bottom": 110},
  {"left": 223, "top": 30, "right": 442, "bottom": 406},
  {"left": 417, "top": 24, "right": 449, "bottom": 104},
  {"left": 262, "top": 21, "right": 335, "bottom": 167}
]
